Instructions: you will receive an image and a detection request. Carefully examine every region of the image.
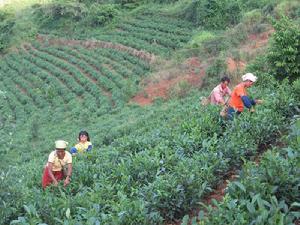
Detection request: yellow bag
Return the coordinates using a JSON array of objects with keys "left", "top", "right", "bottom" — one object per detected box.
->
[
  {"left": 200, "top": 91, "right": 213, "bottom": 106},
  {"left": 200, "top": 97, "right": 210, "bottom": 106}
]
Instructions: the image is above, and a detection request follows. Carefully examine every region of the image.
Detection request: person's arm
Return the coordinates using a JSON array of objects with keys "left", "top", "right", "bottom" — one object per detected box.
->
[
  {"left": 86, "top": 144, "right": 92, "bottom": 152},
  {"left": 226, "top": 87, "right": 232, "bottom": 96},
  {"left": 241, "top": 96, "right": 255, "bottom": 109},
  {"left": 64, "top": 163, "right": 72, "bottom": 187},
  {"left": 70, "top": 147, "right": 77, "bottom": 154},
  {"left": 47, "top": 163, "right": 58, "bottom": 186}
]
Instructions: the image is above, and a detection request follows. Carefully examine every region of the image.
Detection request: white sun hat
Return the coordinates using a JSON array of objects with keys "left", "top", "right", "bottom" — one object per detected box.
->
[
  {"left": 55, "top": 140, "right": 68, "bottom": 149},
  {"left": 242, "top": 73, "right": 257, "bottom": 82}
]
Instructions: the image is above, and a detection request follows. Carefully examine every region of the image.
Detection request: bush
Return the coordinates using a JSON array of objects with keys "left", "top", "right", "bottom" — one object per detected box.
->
[
  {"left": 292, "top": 78, "right": 300, "bottom": 101},
  {"left": 239, "top": 0, "right": 278, "bottom": 11},
  {"left": 242, "top": 9, "right": 263, "bottom": 27},
  {"left": 182, "top": 0, "right": 242, "bottom": 29},
  {"left": 202, "top": 57, "right": 227, "bottom": 87},
  {"left": 88, "top": 3, "right": 119, "bottom": 27},
  {"left": 168, "top": 80, "right": 192, "bottom": 99},
  {"left": 267, "top": 16, "right": 300, "bottom": 81},
  {"left": 0, "top": 12, "right": 15, "bottom": 53},
  {"left": 187, "top": 31, "right": 215, "bottom": 48},
  {"left": 33, "top": 1, "right": 88, "bottom": 26},
  {"left": 274, "top": 0, "right": 300, "bottom": 19},
  {"left": 206, "top": 57, "right": 227, "bottom": 78}
]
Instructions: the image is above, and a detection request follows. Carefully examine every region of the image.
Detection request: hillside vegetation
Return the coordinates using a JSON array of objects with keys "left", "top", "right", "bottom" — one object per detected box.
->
[{"left": 0, "top": 0, "right": 299, "bottom": 224}]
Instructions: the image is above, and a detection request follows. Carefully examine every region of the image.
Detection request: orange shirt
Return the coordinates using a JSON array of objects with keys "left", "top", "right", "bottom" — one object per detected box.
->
[{"left": 229, "top": 83, "right": 247, "bottom": 112}]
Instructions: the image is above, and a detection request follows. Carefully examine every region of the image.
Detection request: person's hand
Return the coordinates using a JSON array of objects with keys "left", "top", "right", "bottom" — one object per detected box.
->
[
  {"left": 255, "top": 99, "right": 263, "bottom": 104},
  {"left": 220, "top": 101, "right": 226, "bottom": 106},
  {"left": 250, "top": 108, "right": 255, "bottom": 113},
  {"left": 53, "top": 180, "right": 58, "bottom": 187},
  {"left": 64, "top": 176, "right": 70, "bottom": 187}
]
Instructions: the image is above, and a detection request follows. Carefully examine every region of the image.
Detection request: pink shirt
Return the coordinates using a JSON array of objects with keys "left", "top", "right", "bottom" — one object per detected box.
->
[{"left": 210, "top": 84, "right": 231, "bottom": 105}]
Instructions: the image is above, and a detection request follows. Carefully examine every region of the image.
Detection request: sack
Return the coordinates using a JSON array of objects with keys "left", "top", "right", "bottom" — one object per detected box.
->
[
  {"left": 58, "top": 159, "right": 68, "bottom": 177},
  {"left": 220, "top": 105, "right": 228, "bottom": 117},
  {"left": 62, "top": 165, "right": 68, "bottom": 177},
  {"left": 200, "top": 96, "right": 210, "bottom": 106}
]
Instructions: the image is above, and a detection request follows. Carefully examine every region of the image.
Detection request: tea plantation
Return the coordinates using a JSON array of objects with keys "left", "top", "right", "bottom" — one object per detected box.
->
[{"left": 0, "top": 0, "right": 299, "bottom": 224}]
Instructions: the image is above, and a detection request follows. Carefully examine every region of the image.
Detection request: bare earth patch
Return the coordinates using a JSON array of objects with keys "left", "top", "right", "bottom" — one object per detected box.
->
[
  {"left": 132, "top": 57, "right": 205, "bottom": 106},
  {"left": 227, "top": 57, "right": 246, "bottom": 74}
]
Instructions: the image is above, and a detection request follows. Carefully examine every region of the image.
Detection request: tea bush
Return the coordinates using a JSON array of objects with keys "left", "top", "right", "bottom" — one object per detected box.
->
[{"left": 200, "top": 119, "right": 300, "bottom": 225}]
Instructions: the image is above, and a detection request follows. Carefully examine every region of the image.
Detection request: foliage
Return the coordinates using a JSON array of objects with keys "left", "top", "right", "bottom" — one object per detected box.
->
[
  {"left": 199, "top": 119, "right": 300, "bottom": 225},
  {"left": 205, "top": 57, "right": 227, "bottom": 79},
  {"left": 0, "top": 0, "right": 299, "bottom": 224},
  {"left": 267, "top": 16, "right": 300, "bottom": 81},
  {"left": 0, "top": 11, "right": 15, "bottom": 53},
  {"left": 187, "top": 31, "right": 215, "bottom": 48},
  {"left": 242, "top": 9, "right": 263, "bottom": 27},
  {"left": 182, "top": 0, "right": 242, "bottom": 29},
  {"left": 168, "top": 80, "right": 192, "bottom": 99},
  {"left": 87, "top": 3, "right": 119, "bottom": 27},
  {"left": 274, "top": 0, "right": 300, "bottom": 19},
  {"left": 0, "top": 73, "right": 299, "bottom": 224},
  {"left": 238, "top": 0, "right": 278, "bottom": 11},
  {"left": 34, "top": 1, "right": 88, "bottom": 23}
]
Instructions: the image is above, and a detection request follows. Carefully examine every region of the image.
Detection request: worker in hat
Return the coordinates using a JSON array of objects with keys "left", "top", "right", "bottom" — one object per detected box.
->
[
  {"left": 227, "top": 73, "right": 263, "bottom": 119},
  {"left": 42, "top": 140, "right": 72, "bottom": 189},
  {"left": 70, "top": 131, "right": 92, "bottom": 155}
]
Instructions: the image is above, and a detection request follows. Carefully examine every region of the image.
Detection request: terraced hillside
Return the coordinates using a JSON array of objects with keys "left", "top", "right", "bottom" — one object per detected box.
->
[
  {"left": 41, "top": 12, "right": 195, "bottom": 56},
  {"left": 0, "top": 45, "right": 146, "bottom": 119},
  {"left": 0, "top": 12, "right": 194, "bottom": 123},
  {"left": 96, "top": 13, "right": 194, "bottom": 56}
]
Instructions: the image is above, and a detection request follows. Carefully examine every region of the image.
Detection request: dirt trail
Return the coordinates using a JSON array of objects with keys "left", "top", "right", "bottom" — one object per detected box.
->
[{"left": 167, "top": 138, "right": 285, "bottom": 225}]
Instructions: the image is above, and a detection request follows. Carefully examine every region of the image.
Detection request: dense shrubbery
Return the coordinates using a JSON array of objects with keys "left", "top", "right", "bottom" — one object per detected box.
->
[
  {"left": 239, "top": 0, "right": 278, "bottom": 11},
  {"left": 33, "top": 1, "right": 88, "bottom": 22},
  {"left": 198, "top": 119, "right": 300, "bottom": 225},
  {"left": 32, "top": 1, "right": 120, "bottom": 30},
  {"left": 182, "top": 0, "right": 242, "bottom": 29},
  {"left": 88, "top": 3, "right": 119, "bottom": 26},
  {"left": 0, "top": 11, "right": 15, "bottom": 53},
  {"left": 0, "top": 0, "right": 299, "bottom": 224},
  {"left": 267, "top": 16, "right": 300, "bottom": 81},
  {"left": 1, "top": 74, "right": 299, "bottom": 224}
]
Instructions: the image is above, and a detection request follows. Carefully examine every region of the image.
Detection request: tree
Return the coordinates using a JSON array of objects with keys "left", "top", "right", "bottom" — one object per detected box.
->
[{"left": 267, "top": 16, "right": 300, "bottom": 81}]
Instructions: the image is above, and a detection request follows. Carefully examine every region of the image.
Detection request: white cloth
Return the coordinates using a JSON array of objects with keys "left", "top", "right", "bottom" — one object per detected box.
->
[{"left": 242, "top": 73, "right": 257, "bottom": 82}]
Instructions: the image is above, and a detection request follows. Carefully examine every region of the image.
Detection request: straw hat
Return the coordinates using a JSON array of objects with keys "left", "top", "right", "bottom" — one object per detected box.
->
[
  {"left": 242, "top": 73, "right": 257, "bottom": 82},
  {"left": 55, "top": 140, "right": 68, "bottom": 149}
]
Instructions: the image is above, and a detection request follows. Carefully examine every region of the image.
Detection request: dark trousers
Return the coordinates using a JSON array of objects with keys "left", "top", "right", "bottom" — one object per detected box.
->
[{"left": 227, "top": 107, "right": 241, "bottom": 120}]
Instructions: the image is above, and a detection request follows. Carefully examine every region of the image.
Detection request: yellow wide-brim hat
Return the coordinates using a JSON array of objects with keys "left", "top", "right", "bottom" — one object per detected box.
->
[{"left": 55, "top": 140, "right": 68, "bottom": 149}]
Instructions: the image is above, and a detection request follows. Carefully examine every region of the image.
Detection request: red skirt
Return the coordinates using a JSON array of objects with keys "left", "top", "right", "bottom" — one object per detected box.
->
[{"left": 42, "top": 166, "right": 63, "bottom": 189}]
